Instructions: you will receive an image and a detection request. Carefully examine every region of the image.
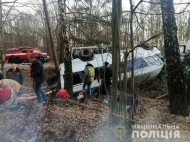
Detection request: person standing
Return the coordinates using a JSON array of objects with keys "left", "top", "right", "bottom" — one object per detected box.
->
[
  {"left": 73, "top": 50, "right": 79, "bottom": 59},
  {"left": 101, "top": 62, "right": 112, "bottom": 96},
  {"left": 6, "top": 63, "right": 24, "bottom": 96},
  {"left": 29, "top": 55, "right": 47, "bottom": 103},
  {"left": 83, "top": 62, "right": 95, "bottom": 99}
]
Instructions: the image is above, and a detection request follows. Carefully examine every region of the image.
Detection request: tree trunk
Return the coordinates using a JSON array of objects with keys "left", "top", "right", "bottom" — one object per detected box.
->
[
  {"left": 186, "top": 15, "right": 190, "bottom": 40},
  {"left": 111, "top": 0, "right": 122, "bottom": 113},
  {"left": 0, "top": 0, "right": 4, "bottom": 74},
  {"left": 58, "top": 0, "right": 73, "bottom": 95},
  {"left": 129, "top": 0, "right": 135, "bottom": 121},
  {"left": 42, "top": 0, "right": 59, "bottom": 70},
  {"left": 161, "top": 0, "right": 188, "bottom": 116}
]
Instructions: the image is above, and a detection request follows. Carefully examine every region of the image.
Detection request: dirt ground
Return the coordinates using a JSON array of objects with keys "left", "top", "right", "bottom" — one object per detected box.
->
[
  {"left": 0, "top": 64, "right": 190, "bottom": 142},
  {"left": 133, "top": 90, "right": 190, "bottom": 142},
  {"left": 0, "top": 64, "right": 109, "bottom": 142}
]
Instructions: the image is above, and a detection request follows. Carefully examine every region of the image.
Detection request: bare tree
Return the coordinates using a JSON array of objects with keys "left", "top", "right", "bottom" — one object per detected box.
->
[
  {"left": 0, "top": 0, "right": 17, "bottom": 73},
  {"left": 0, "top": 0, "right": 3, "bottom": 73},
  {"left": 186, "top": 14, "right": 190, "bottom": 40},
  {"left": 161, "top": 0, "right": 188, "bottom": 116},
  {"left": 128, "top": 0, "right": 144, "bottom": 123},
  {"left": 111, "top": 0, "right": 122, "bottom": 113},
  {"left": 58, "top": 0, "right": 73, "bottom": 95},
  {"left": 42, "top": 0, "right": 59, "bottom": 70}
]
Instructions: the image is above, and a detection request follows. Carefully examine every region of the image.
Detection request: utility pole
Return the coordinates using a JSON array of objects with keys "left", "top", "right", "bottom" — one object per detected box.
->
[{"left": 42, "top": 0, "right": 59, "bottom": 70}]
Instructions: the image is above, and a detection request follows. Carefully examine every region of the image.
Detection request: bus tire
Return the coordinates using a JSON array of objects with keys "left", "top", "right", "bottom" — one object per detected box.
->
[
  {"left": 16, "top": 57, "right": 21, "bottom": 64},
  {"left": 79, "top": 49, "right": 93, "bottom": 59},
  {"left": 8, "top": 57, "right": 12, "bottom": 63},
  {"left": 8, "top": 56, "right": 15, "bottom": 64}
]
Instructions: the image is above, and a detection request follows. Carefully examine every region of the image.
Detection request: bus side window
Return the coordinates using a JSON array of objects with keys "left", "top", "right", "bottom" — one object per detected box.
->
[{"left": 73, "top": 72, "right": 83, "bottom": 85}]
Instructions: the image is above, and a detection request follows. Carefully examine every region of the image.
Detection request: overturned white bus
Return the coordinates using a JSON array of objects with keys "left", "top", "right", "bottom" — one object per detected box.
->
[{"left": 60, "top": 46, "right": 163, "bottom": 93}]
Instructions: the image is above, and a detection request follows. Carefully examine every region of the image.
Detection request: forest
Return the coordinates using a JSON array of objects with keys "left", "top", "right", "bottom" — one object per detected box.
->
[{"left": 0, "top": 0, "right": 190, "bottom": 142}]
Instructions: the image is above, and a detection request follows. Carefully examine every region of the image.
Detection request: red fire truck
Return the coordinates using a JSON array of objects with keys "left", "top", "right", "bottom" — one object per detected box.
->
[{"left": 5, "top": 46, "right": 49, "bottom": 63}]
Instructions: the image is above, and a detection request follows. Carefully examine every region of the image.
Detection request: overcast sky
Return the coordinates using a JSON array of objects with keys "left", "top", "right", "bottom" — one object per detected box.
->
[{"left": 3, "top": 0, "right": 190, "bottom": 13}]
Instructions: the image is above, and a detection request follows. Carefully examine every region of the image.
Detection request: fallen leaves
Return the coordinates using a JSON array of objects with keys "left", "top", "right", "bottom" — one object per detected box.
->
[{"left": 0, "top": 96, "right": 109, "bottom": 142}]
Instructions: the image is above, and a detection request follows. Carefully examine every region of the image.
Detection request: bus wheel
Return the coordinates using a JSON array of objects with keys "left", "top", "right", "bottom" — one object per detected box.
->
[
  {"left": 8, "top": 57, "right": 12, "bottom": 63},
  {"left": 8, "top": 56, "right": 14, "bottom": 64},
  {"left": 16, "top": 57, "right": 21, "bottom": 64}
]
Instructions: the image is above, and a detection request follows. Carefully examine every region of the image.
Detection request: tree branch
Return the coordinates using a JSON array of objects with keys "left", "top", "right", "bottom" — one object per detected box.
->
[
  {"left": 143, "top": 0, "right": 190, "bottom": 5},
  {"left": 2, "top": 1, "right": 17, "bottom": 5},
  {"left": 126, "top": 33, "right": 162, "bottom": 56},
  {"left": 133, "top": 0, "right": 144, "bottom": 12},
  {"left": 4, "top": 0, "right": 18, "bottom": 22}
]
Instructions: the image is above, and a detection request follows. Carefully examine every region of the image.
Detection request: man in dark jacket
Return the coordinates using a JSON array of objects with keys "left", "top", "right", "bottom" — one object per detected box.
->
[
  {"left": 29, "top": 55, "right": 47, "bottom": 103},
  {"left": 6, "top": 64, "right": 24, "bottom": 96},
  {"left": 72, "top": 50, "right": 79, "bottom": 59},
  {"left": 102, "top": 62, "right": 112, "bottom": 95},
  {"left": 6, "top": 64, "right": 24, "bottom": 85}
]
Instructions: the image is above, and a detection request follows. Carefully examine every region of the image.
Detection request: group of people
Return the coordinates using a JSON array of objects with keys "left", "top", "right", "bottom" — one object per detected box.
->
[
  {"left": 0, "top": 55, "right": 47, "bottom": 110},
  {"left": 0, "top": 53, "right": 112, "bottom": 109},
  {"left": 82, "top": 61, "right": 112, "bottom": 100}
]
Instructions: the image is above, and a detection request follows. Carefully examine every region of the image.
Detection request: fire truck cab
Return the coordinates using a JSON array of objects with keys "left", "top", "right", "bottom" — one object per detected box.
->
[{"left": 5, "top": 46, "right": 49, "bottom": 64}]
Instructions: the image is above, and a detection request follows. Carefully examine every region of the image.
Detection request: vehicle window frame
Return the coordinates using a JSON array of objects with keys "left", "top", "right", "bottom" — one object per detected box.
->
[
  {"left": 127, "top": 57, "right": 148, "bottom": 71},
  {"left": 145, "top": 56, "right": 158, "bottom": 65},
  {"left": 22, "top": 50, "right": 27, "bottom": 53}
]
